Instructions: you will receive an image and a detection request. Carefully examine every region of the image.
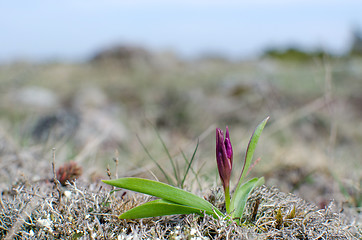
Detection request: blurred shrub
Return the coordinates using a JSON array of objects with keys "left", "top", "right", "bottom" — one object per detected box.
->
[{"left": 262, "top": 47, "right": 327, "bottom": 62}]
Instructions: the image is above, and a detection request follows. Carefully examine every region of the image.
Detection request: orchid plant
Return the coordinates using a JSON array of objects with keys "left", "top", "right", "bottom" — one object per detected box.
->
[{"left": 103, "top": 116, "right": 269, "bottom": 223}]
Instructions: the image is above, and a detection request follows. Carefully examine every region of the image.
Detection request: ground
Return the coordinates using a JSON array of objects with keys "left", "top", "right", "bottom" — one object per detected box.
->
[{"left": 0, "top": 54, "right": 361, "bottom": 238}]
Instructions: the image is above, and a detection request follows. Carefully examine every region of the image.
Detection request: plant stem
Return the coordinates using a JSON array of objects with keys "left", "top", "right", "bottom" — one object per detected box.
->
[{"left": 224, "top": 186, "right": 231, "bottom": 214}]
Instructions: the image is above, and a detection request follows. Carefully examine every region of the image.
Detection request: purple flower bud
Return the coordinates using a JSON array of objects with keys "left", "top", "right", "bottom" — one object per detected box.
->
[{"left": 216, "top": 126, "right": 233, "bottom": 190}]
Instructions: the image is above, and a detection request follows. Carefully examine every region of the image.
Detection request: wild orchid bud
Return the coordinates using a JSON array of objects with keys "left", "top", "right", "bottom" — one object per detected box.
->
[{"left": 216, "top": 126, "right": 233, "bottom": 190}]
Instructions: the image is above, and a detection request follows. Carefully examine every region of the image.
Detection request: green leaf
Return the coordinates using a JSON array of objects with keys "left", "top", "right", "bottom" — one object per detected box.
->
[
  {"left": 238, "top": 116, "right": 269, "bottom": 186},
  {"left": 230, "top": 117, "right": 268, "bottom": 221},
  {"left": 180, "top": 139, "right": 199, "bottom": 189},
  {"left": 230, "top": 177, "right": 264, "bottom": 220},
  {"left": 119, "top": 199, "right": 204, "bottom": 219},
  {"left": 136, "top": 135, "right": 175, "bottom": 186},
  {"left": 153, "top": 125, "right": 180, "bottom": 185},
  {"left": 102, "top": 177, "right": 223, "bottom": 219}
]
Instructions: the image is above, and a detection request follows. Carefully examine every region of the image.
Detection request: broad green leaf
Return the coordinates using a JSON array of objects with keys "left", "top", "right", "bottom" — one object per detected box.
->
[
  {"left": 237, "top": 116, "right": 269, "bottom": 187},
  {"left": 119, "top": 199, "right": 204, "bottom": 219},
  {"left": 230, "top": 177, "right": 264, "bottom": 220},
  {"left": 102, "top": 177, "right": 223, "bottom": 218}
]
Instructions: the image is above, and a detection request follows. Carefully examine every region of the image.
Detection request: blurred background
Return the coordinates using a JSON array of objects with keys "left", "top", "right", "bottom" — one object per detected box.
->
[
  {"left": 1, "top": 1, "right": 362, "bottom": 62},
  {"left": 0, "top": 0, "right": 361, "bottom": 211}
]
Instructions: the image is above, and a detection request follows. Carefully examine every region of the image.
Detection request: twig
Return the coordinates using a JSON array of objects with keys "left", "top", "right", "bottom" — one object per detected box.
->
[
  {"left": 52, "top": 148, "right": 62, "bottom": 203},
  {"left": 0, "top": 196, "right": 4, "bottom": 209},
  {"left": 113, "top": 149, "right": 119, "bottom": 179},
  {"left": 4, "top": 198, "right": 37, "bottom": 240},
  {"left": 106, "top": 165, "right": 112, "bottom": 179},
  {"left": 323, "top": 59, "right": 337, "bottom": 157}
]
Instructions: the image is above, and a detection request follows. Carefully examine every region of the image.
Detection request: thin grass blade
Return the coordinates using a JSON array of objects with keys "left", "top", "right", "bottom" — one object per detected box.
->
[
  {"left": 180, "top": 140, "right": 199, "bottom": 189},
  {"left": 230, "top": 177, "right": 264, "bottom": 220},
  {"left": 119, "top": 199, "right": 204, "bottom": 219},
  {"left": 102, "top": 177, "right": 223, "bottom": 218},
  {"left": 136, "top": 135, "right": 175, "bottom": 186},
  {"left": 330, "top": 171, "right": 351, "bottom": 201},
  {"left": 152, "top": 127, "right": 180, "bottom": 185},
  {"left": 181, "top": 150, "right": 203, "bottom": 190}
]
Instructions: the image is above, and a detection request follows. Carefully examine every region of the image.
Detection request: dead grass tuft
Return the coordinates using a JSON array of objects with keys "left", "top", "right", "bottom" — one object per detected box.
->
[{"left": 0, "top": 178, "right": 360, "bottom": 239}]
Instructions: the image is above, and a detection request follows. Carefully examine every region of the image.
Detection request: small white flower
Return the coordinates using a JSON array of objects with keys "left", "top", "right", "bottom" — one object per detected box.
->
[
  {"left": 37, "top": 218, "right": 52, "bottom": 228},
  {"left": 125, "top": 234, "right": 135, "bottom": 240},
  {"left": 118, "top": 233, "right": 134, "bottom": 240},
  {"left": 37, "top": 216, "right": 53, "bottom": 232},
  {"left": 63, "top": 190, "right": 72, "bottom": 199}
]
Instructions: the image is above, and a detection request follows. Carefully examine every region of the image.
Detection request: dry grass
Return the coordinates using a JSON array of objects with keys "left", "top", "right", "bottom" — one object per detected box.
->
[
  {"left": 1, "top": 178, "right": 360, "bottom": 239},
  {"left": 1, "top": 56, "right": 362, "bottom": 238}
]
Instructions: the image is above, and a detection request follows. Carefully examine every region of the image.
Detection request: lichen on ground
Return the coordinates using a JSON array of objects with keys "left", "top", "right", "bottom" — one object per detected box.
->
[{"left": 1, "top": 177, "right": 360, "bottom": 239}]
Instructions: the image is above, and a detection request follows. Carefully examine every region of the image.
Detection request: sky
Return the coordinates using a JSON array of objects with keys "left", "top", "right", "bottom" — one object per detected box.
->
[{"left": 1, "top": 0, "right": 362, "bottom": 62}]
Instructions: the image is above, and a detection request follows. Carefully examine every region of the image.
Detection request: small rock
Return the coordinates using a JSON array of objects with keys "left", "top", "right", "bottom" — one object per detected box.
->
[
  {"left": 31, "top": 110, "right": 80, "bottom": 142},
  {"left": 75, "top": 109, "right": 127, "bottom": 149},
  {"left": 10, "top": 86, "right": 59, "bottom": 109}
]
